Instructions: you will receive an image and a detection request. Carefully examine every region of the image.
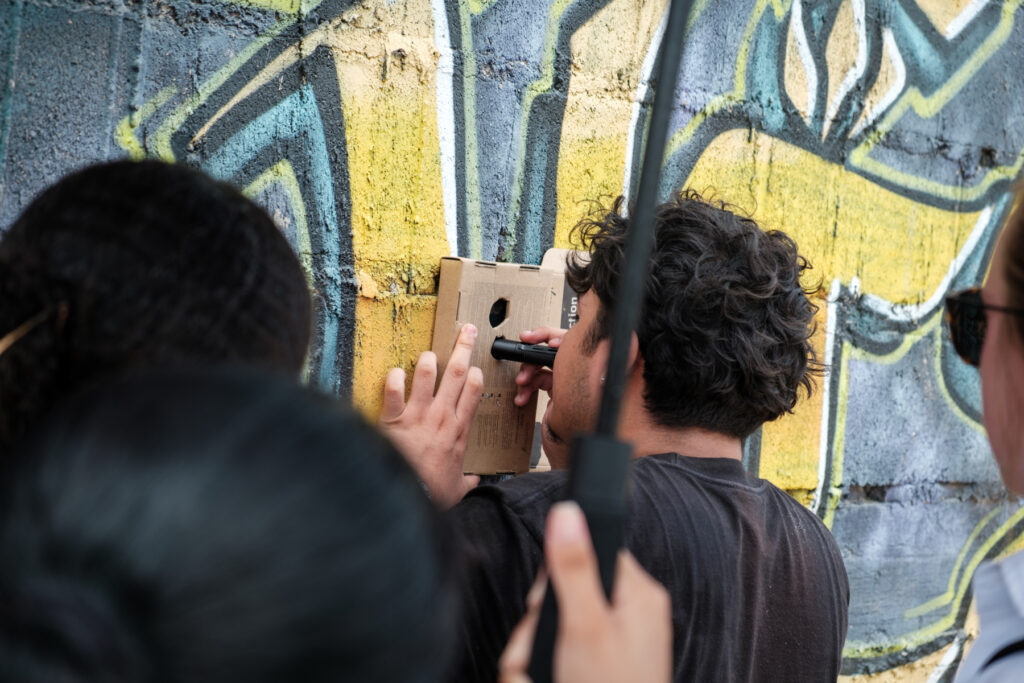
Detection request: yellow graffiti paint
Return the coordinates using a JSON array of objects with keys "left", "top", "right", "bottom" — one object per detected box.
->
[
  {"left": 353, "top": 291, "right": 440, "bottom": 416},
  {"left": 758, "top": 300, "right": 827, "bottom": 491},
  {"left": 903, "top": 507, "right": 1000, "bottom": 619},
  {"left": 932, "top": 322, "right": 987, "bottom": 436},
  {"left": 665, "top": 0, "right": 792, "bottom": 157},
  {"left": 823, "top": 339, "right": 853, "bottom": 528},
  {"left": 843, "top": 505, "right": 1024, "bottom": 659},
  {"left": 244, "top": 159, "right": 316, "bottom": 383},
  {"left": 687, "top": 129, "right": 982, "bottom": 303},
  {"left": 113, "top": 86, "right": 177, "bottom": 159},
  {"left": 823, "top": 0, "right": 859, "bottom": 133},
  {"left": 822, "top": 313, "right": 937, "bottom": 527},
  {"left": 242, "top": 159, "right": 315, "bottom": 289},
  {"left": 465, "top": 0, "right": 499, "bottom": 15},
  {"left": 783, "top": 2, "right": 812, "bottom": 126},
  {"left": 850, "top": 26, "right": 902, "bottom": 137},
  {"left": 685, "top": 128, "right": 981, "bottom": 492},
  {"left": 554, "top": 0, "right": 668, "bottom": 243},
  {"left": 849, "top": 0, "right": 1024, "bottom": 202},
  {"left": 150, "top": 18, "right": 294, "bottom": 161},
  {"left": 212, "top": 0, "right": 323, "bottom": 15},
  {"left": 321, "top": 0, "right": 450, "bottom": 417},
  {"left": 837, "top": 640, "right": 957, "bottom": 682},
  {"left": 916, "top": 0, "right": 984, "bottom": 37}
]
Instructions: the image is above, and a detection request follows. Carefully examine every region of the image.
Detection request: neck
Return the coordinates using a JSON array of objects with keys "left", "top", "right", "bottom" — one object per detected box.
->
[
  {"left": 616, "top": 378, "right": 743, "bottom": 460},
  {"left": 620, "top": 419, "right": 743, "bottom": 460}
]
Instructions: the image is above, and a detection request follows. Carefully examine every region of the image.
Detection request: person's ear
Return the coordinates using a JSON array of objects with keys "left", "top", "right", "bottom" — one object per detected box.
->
[
  {"left": 591, "top": 334, "right": 641, "bottom": 380},
  {"left": 627, "top": 332, "right": 641, "bottom": 373}
]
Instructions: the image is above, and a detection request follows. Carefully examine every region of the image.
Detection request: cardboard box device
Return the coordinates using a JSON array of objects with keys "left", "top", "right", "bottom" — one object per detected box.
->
[{"left": 431, "top": 257, "right": 564, "bottom": 474}]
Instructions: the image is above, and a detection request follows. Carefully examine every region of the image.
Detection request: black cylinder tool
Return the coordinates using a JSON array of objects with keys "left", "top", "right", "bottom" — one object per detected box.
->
[{"left": 490, "top": 338, "right": 557, "bottom": 368}]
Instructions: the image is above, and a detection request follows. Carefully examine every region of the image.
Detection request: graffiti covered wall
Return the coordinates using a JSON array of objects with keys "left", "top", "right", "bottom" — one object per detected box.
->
[{"left": 3, "top": 0, "right": 1024, "bottom": 678}]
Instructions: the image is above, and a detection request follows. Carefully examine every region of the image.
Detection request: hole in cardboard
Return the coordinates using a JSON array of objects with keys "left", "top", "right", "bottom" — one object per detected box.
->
[{"left": 489, "top": 298, "right": 509, "bottom": 328}]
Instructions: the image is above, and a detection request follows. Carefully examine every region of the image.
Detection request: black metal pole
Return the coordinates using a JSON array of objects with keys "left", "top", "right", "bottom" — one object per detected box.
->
[
  {"left": 526, "top": 0, "right": 693, "bottom": 680},
  {"left": 595, "top": 0, "right": 691, "bottom": 437}
]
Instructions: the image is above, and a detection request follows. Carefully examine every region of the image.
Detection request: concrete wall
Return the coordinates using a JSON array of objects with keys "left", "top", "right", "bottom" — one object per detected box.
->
[{"left": 2, "top": 0, "right": 1022, "bottom": 678}]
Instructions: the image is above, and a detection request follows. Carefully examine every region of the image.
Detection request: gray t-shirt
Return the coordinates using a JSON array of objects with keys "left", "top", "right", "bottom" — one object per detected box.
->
[
  {"left": 448, "top": 453, "right": 850, "bottom": 682},
  {"left": 956, "top": 550, "right": 1024, "bottom": 682}
]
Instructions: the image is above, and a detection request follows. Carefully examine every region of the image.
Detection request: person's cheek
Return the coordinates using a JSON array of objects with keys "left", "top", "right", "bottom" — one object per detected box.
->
[{"left": 1005, "top": 349, "right": 1024, "bottom": 493}]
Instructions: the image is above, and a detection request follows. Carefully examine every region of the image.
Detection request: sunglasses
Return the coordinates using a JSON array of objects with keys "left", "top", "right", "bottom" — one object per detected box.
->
[{"left": 944, "top": 287, "right": 1024, "bottom": 366}]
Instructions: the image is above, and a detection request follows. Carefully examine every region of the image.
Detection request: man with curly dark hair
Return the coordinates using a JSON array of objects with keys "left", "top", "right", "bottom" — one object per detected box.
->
[{"left": 382, "top": 191, "right": 849, "bottom": 682}]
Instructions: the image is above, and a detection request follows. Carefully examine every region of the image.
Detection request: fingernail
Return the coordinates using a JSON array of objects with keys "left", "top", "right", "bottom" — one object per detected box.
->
[
  {"left": 464, "top": 324, "right": 477, "bottom": 339},
  {"left": 522, "top": 329, "right": 532, "bottom": 337},
  {"left": 550, "top": 501, "right": 587, "bottom": 545}
]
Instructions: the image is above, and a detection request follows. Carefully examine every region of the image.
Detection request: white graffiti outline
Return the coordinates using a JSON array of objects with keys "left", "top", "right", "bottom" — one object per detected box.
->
[
  {"left": 926, "top": 629, "right": 969, "bottom": 681},
  {"left": 946, "top": 0, "right": 992, "bottom": 40},
  {"left": 850, "top": 28, "right": 907, "bottom": 138},
  {"left": 858, "top": 206, "right": 993, "bottom": 323},
  {"left": 431, "top": 0, "right": 459, "bottom": 256},
  {"left": 824, "top": 0, "right": 867, "bottom": 136},
  {"left": 791, "top": 0, "right": 818, "bottom": 127},
  {"left": 622, "top": 3, "right": 669, "bottom": 202},
  {"left": 811, "top": 277, "right": 841, "bottom": 516}
]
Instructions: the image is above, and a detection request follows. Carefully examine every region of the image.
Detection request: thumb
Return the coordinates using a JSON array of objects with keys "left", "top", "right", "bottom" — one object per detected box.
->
[{"left": 544, "top": 502, "right": 607, "bottom": 630}]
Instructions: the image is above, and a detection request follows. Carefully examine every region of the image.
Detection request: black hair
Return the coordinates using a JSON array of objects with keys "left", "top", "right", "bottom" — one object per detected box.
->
[
  {"left": 0, "top": 369, "right": 454, "bottom": 683},
  {"left": 566, "top": 191, "right": 821, "bottom": 439},
  {"left": 0, "top": 160, "right": 312, "bottom": 455}
]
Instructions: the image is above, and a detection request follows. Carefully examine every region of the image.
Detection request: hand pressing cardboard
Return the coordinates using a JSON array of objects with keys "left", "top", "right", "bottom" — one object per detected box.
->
[{"left": 379, "top": 324, "right": 483, "bottom": 508}]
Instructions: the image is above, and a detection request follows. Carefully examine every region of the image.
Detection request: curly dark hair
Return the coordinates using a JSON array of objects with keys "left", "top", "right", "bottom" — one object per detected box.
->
[
  {"left": 566, "top": 190, "right": 821, "bottom": 439},
  {"left": 0, "top": 160, "right": 312, "bottom": 454}
]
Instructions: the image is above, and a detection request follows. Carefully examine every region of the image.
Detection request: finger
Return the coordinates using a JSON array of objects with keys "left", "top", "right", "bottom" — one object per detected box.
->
[
  {"left": 456, "top": 366, "right": 484, "bottom": 422},
  {"left": 407, "top": 351, "right": 438, "bottom": 409},
  {"left": 514, "top": 363, "right": 550, "bottom": 387},
  {"left": 544, "top": 501, "right": 607, "bottom": 632},
  {"left": 498, "top": 576, "right": 546, "bottom": 682},
  {"left": 525, "top": 570, "right": 547, "bottom": 612},
  {"left": 497, "top": 671, "right": 532, "bottom": 683},
  {"left": 613, "top": 551, "right": 672, "bottom": 673},
  {"left": 514, "top": 369, "right": 552, "bottom": 406},
  {"left": 460, "top": 475, "right": 480, "bottom": 497},
  {"left": 520, "top": 327, "right": 566, "bottom": 346},
  {"left": 499, "top": 610, "right": 538, "bottom": 683},
  {"left": 613, "top": 551, "right": 671, "bottom": 616},
  {"left": 436, "top": 324, "right": 478, "bottom": 407},
  {"left": 380, "top": 368, "right": 408, "bottom": 421}
]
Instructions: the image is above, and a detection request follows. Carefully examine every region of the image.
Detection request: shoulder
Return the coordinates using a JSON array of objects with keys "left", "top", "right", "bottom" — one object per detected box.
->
[
  {"left": 629, "top": 454, "right": 849, "bottom": 582},
  {"left": 452, "top": 470, "right": 569, "bottom": 542},
  {"left": 958, "top": 651, "right": 1024, "bottom": 683},
  {"left": 956, "top": 553, "right": 1024, "bottom": 682}
]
